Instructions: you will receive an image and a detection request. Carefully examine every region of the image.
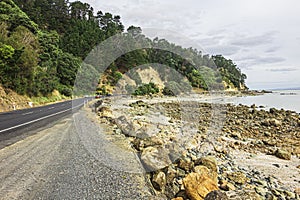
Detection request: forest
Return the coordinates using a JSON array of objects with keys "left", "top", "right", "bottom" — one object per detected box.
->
[{"left": 0, "top": 0, "right": 247, "bottom": 98}]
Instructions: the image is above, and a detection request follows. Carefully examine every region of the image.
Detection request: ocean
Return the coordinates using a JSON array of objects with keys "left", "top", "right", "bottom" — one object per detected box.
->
[{"left": 225, "top": 90, "right": 300, "bottom": 113}]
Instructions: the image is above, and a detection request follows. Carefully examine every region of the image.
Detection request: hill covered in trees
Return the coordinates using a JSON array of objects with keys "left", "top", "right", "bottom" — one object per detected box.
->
[{"left": 0, "top": 0, "right": 247, "bottom": 100}]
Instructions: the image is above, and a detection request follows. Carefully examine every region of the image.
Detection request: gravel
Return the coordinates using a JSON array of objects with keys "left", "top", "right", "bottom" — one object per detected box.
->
[{"left": 0, "top": 108, "right": 154, "bottom": 200}]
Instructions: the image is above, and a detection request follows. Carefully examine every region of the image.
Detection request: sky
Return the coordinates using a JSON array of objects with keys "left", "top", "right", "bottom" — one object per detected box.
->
[{"left": 82, "top": 0, "right": 300, "bottom": 90}]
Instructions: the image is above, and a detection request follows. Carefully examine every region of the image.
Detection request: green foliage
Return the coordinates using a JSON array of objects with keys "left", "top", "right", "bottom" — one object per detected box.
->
[
  {"left": 212, "top": 55, "right": 247, "bottom": 89},
  {"left": 0, "top": 0, "right": 38, "bottom": 33},
  {"left": 96, "top": 85, "right": 107, "bottom": 95},
  {"left": 163, "top": 81, "right": 192, "bottom": 96},
  {"left": 133, "top": 82, "right": 160, "bottom": 96},
  {"left": 59, "top": 19, "right": 103, "bottom": 58},
  {"left": 0, "top": 0, "right": 247, "bottom": 101},
  {"left": 0, "top": 44, "right": 14, "bottom": 60},
  {"left": 56, "top": 53, "right": 80, "bottom": 87}
]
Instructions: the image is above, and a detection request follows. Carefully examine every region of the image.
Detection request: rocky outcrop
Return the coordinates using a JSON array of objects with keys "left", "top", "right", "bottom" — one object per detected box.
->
[{"left": 95, "top": 98, "right": 300, "bottom": 200}]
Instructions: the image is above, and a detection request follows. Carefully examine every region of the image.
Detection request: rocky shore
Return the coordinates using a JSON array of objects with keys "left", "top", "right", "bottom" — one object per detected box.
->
[{"left": 95, "top": 96, "right": 300, "bottom": 200}]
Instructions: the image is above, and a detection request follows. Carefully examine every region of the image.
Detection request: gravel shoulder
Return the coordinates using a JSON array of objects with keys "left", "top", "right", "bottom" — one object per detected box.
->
[{"left": 0, "top": 106, "right": 153, "bottom": 200}]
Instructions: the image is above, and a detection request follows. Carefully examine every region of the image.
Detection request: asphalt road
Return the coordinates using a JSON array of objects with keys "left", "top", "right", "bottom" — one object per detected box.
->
[{"left": 0, "top": 97, "right": 93, "bottom": 148}]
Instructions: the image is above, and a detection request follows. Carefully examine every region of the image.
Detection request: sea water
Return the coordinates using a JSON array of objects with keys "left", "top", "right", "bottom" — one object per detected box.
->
[{"left": 225, "top": 90, "right": 300, "bottom": 113}]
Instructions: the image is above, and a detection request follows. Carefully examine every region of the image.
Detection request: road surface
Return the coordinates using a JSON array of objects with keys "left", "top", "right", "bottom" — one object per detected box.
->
[
  {"left": 0, "top": 98, "right": 91, "bottom": 149},
  {"left": 0, "top": 102, "right": 154, "bottom": 199}
]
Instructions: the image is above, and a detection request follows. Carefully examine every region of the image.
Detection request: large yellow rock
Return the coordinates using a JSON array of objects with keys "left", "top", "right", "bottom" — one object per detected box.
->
[{"left": 183, "top": 172, "right": 219, "bottom": 200}]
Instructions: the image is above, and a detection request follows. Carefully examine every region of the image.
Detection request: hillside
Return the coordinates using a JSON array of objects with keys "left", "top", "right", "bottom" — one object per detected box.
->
[
  {"left": 0, "top": 0, "right": 247, "bottom": 111},
  {"left": 0, "top": 85, "right": 31, "bottom": 112}
]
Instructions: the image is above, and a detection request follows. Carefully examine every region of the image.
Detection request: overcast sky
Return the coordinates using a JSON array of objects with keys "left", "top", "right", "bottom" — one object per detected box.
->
[{"left": 83, "top": 0, "right": 300, "bottom": 89}]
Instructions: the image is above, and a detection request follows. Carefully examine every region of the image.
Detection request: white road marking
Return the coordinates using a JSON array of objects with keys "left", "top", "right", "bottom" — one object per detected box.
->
[
  {"left": 22, "top": 112, "right": 34, "bottom": 116},
  {"left": 0, "top": 104, "right": 83, "bottom": 133}
]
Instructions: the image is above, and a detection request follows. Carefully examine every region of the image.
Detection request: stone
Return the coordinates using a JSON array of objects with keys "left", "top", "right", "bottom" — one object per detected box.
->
[
  {"left": 94, "top": 100, "right": 103, "bottom": 108},
  {"left": 264, "top": 132, "right": 272, "bottom": 137},
  {"left": 227, "top": 171, "right": 248, "bottom": 185},
  {"left": 274, "top": 149, "right": 291, "bottom": 160},
  {"left": 177, "top": 168, "right": 186, "bottom": 177},
  {"left": 226, "top": 189, "right": 261, "bottom": 200},
  {"left": 261, "top": 118, "right": 282, "bottom": 127},
  {"left": 133, "top": 137, "right": 163, "bottom": 150},
  {"left": 171, "top": 198, "right": 183, "bottom": 200},
  {"left": 194, "top": 165, "right": 218, "bottom": 183},
  {"left": 97, "top": 106, "right": 113, "bottom": 118},
  {"left": 255, "top": 186, "right": 267, "bottom": 197},
  {"left": 263, "top": 139, "right": 276, "bottom": 146},
  {"left": 129, "top": 100, "right": 149, "bottom": 108},
  {"left": 115, "top": 116, "right": 137, "bottom": 137},
  {"left": 219, "top": 179, "right": 236, "bottom": 191},
  {"left": 166, "top": 166, "right": 177, "bottom": 183},
  {"left": 178, "top": 157, "right": 194, "bottom": 172},
  {"left": 284, "top": 190, "right": 296, "bottom": 198},
  {"left": 141, "top": 147, "right": 171, "bottom": 171},
  {"left": 196, "top": 156, "right": 218, "bottom": 173},
  {"left": 175, "top": 190, "right": 189, "bottom": 199},
  {"left": 152, "top": 171, "right": 166, "bottom": 191},
  {"left": 230, "top": 132, "right": 242, "bottom": 140},
  {"left": 183, "top": 172, "right": 219, "bottom": 200},
  {"left": 204, "top": 190, "right": 229, "bottom": 200},
  {"left": 295, "top": 188, "right": 300, "bottom": 195},
  {"left": 269, "top": 118, "right": 282, "bottom": 127}
]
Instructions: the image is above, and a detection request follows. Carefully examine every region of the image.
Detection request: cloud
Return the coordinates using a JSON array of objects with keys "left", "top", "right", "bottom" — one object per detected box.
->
[
  {"left": 265, "top": 46, "right": 280, "bottom": 53},
  {"left": 80, "top": 0, "right": 300, "bottom": 89},
  {"left": 267, "top": 67, "right": 299, "bottom": 72},
  {"left": 205, "top": 45, "right": 240, "bottom": 56},
  {"left": 195, "top": 35, "right": 224, "bottom": 46},
  {"left": 256, "top": 56, "right": 286, "bottom": 64},
  {"left": 235, "top": 55, "right": 285, "bottom": 64},
  {"left": 231, "top": 31, "right": 278, "bottom": 47}
]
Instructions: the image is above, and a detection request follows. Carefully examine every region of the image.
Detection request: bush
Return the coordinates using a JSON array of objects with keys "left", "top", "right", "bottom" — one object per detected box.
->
[
  {"left": 58, "top": 85, "right": 72, "bottom": 97},
  {"left": 133, "top": 82, "right": 159, "bottom": 96},
  {"left": 163, "top": 81, "right": 192, "bottom": 96}
]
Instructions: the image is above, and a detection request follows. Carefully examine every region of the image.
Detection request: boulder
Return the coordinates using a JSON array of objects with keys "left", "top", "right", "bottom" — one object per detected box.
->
[
  {"left": 262, "top": 118, "right": 282, "bottom": 127},
  {"left": 171, "top": 198, "right": 184, "bottom": 200},
  {"left": 274, "top": 149, "right": 291, "bottom": 160},
  {"left": 269, "top": 118, "right": 282, "bottom": 126},
  {"left": 141, "top": 147, "right": 171, "bottom": 171},
  {"left": 183, "top": 172, "right": 218, "bottom": 200},
  {"left": 204, "top": 190, "right": 228, "bottom": 200},
  {"left": 196, "top": 156, "right": 218, "bottom": 173},
  {"left": 226, "top": 189, "right": 261, "bottom": 200},
  {"left": 97, "top": 106, "right": 113, "bottom": 118},
  {"left": 114, "top": 116, "right": 136, "bottom": 137},
  {"left": 227, "top": 171, "right": 248, "bottom": 185}
]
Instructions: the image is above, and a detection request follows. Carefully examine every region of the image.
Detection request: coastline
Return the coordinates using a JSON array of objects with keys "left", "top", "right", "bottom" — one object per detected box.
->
[{"left": 94, "top": 95, "right": 300, "bottom": 199}]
